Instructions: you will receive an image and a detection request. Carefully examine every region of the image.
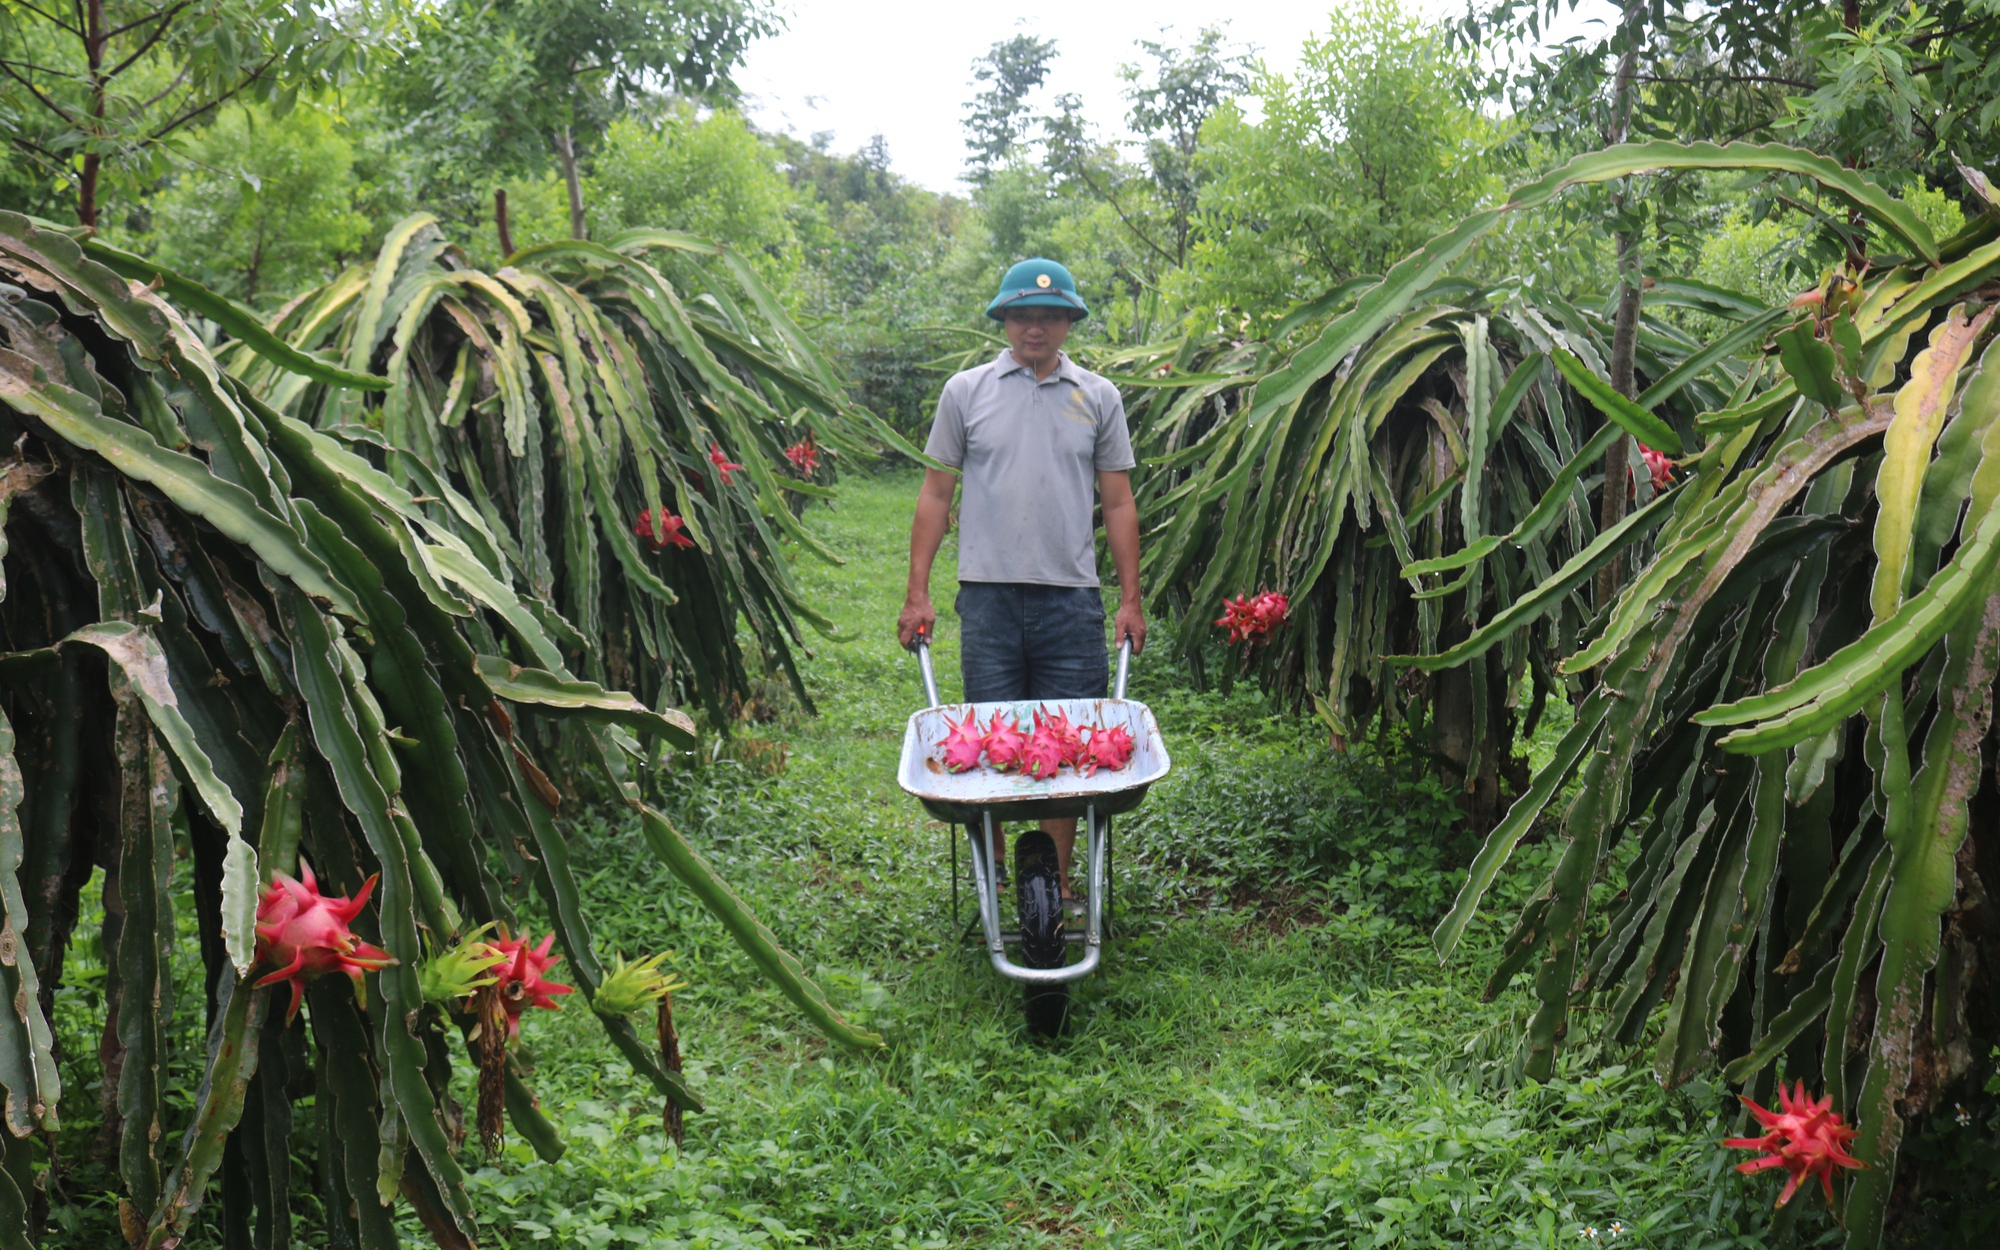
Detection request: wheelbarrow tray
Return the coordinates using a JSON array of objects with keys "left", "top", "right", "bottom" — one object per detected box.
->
[{"left": 897, "top": 697, "right": 1170, "bottom": 824}]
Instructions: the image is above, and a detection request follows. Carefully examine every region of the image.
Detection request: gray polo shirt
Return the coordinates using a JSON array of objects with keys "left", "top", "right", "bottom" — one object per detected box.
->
[{"left": 924, "top": 349, "right": 1135, "bottom": 588}]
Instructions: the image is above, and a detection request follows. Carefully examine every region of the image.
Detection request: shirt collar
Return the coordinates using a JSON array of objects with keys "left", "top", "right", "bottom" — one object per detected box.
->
[{"left": 995, "top": 349, "right": 1081, "bottom": 384}]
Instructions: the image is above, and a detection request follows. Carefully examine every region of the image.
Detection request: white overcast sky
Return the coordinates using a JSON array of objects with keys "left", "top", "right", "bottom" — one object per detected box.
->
[{"left": 735, "top": 1, "right": 1618, "bottom": 194}]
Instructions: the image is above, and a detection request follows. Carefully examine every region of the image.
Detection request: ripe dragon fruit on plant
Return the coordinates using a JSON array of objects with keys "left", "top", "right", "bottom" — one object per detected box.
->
[
  {"left": 937, "top": 711, "right": 987, "bottom": 773},
  {"left": 784, "top": 435, "right": 821, "bottom": 474},
  {"left": 1639, "top": 444, "right": 1675, "bottom": 491},
  {"left": 708, "top": 441, "right": 744, "bottom": 485},
  {"left": 488, "top": 928, "right": 575, "bottom": 1038},
  {"left": 1080, "top": 723, "right": 1134, "bottom": 776},
  {"left": 1215, "top": 590, "right": 1289, "bottom": 645},
  {"left": 982, "top": 714, "right": 1028, "bottom": 772},
  {"left": 632, "top": 508, "right": 696, "bottom": 551},
  {"left": 1722, "top": 1081, "right": 1864, "bottom": 1207},
  {"left": 1020, "top": 718, "right": 1068, "bottom": 780},
  {"left": 252, "top": 863, "right": 396, "bottom": 1024}
]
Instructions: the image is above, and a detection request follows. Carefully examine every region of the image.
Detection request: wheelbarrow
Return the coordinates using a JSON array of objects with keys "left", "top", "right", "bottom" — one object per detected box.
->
[{"left": 897, "top": 635, "right": 1171, "bottom": 1034}]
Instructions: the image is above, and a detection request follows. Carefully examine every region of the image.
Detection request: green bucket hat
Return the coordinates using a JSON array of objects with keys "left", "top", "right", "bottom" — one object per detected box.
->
[{"left": 985, "top": 258, "right": 1089, "bottom": 322}]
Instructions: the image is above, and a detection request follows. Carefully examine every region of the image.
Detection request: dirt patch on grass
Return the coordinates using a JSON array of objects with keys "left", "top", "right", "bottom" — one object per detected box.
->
[{"left": 1002, "top": 1199, "right": 1091, "bottom": 1243}]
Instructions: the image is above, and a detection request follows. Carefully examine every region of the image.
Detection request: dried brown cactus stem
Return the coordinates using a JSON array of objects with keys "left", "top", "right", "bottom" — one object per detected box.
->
[
  {"left": 470, "top": 983, "right": 509, "bottom": 1156},
  {"left": 657, "top": 992, "right": 683, "bottom": 1147}
]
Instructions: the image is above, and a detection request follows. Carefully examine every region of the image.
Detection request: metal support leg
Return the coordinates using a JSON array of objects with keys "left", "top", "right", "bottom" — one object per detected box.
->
[
  {"left": 1083, "top": 805, "right": 1107, "bottom": 955},
  {"left": 964, "top": 809, "right": 1103, "bottom": 985},
  {"left": 1102, "top": 813, "right": 1114, "bottom": 940}
]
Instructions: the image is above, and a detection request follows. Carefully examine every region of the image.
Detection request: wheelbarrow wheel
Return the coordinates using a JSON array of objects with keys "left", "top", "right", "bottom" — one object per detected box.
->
[{"left": 1015, "top": 830, "right": 1069, "bottom": 1037}]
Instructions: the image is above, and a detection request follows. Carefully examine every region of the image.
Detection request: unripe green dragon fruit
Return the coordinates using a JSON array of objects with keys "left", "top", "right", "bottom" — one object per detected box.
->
[
  {"left": 593, "top": 951, "right": 690, "bottom": 1017},
  {"left": 418, "top": 924, "right": 508, "bottom": 1007}
]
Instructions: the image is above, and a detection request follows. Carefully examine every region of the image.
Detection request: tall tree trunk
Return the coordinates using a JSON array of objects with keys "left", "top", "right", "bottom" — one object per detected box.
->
[
  {"left": 1841, "top": 0, "right": 1868, "bottom": 270},
  {"left": 1595, "top": 11, "right": 1644, "bottom": 611},
  {"left": 495, "top": 189, "right": 515, "bottom": 258},
  {"left": 79, "top": 0, "right": 107, "bottom": 227},
  {"left": 553, "top": 126, "right": 586, "bottom": 241}
]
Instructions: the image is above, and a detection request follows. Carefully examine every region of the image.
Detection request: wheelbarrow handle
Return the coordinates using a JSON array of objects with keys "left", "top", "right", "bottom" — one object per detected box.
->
[
  {"left": 910, "top": 629, "right": 942, "bottom": 708},
  {"left": 910, "top": 629, "right": 1133, "bottom": 706}
]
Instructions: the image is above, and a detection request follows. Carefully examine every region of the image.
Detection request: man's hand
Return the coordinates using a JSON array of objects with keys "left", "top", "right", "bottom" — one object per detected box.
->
[
  {"left": 1114, "top": 597, "right": 1147, "bottom": 654},
  {"left": 898, "top": 593, "right": 936, "bottom": 650}
]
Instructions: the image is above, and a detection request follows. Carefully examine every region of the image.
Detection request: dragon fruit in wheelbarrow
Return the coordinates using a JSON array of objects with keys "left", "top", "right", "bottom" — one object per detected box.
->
[
  {"left": 981, "top": 714, "right": 1029, "bottom": 773},
  {"left": 1036, "top": 708, "right": 1087, "bottom": 769},
  {"left": 931, "top": 706, "right": 1137, "bottom": 779},
  {"left": 1020, "top": 715, "right": 1069, "bottom": 780},
  {"left": 1080, "top": 724, "right": 1134, "bottom": 776},
  {"left": 937, "top": 711, "right": 987, "bottom": 773}
]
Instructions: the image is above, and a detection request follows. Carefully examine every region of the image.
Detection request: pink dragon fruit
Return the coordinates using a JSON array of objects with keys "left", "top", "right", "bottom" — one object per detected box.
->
[
  {"left": 784, "top": 436, "right": 821, "bottom": 475},
  {"left": 1020, "top": 720, "right": 1067, "bottom": 780},
  {"left": 486, "top": 928, "right": 575, "bottom": 1039},
  {"left": 1723, "top": 1081, "right": 1863, "bottom": 1207},
  {"left": 632, "top": 509, "right": 696, "bottom": 551},
  {"left": 982, "top": 715, "right": 1028, "bottom": 772},
  {"left": 1639, "top": 444, "right": 1675, "bottom": 492},
  {"left": 253, "top": 863, "right": 396, "bottom": 1024},
  {"left": 708, "top": 441, "right": 744, "bottom": 485},
  {"left": 1036, "top": 708, "right": 1086, "bottom": 768},
  {"left": 937, "top": 711, "right": 986, "bottom": 773},
  {"left": 1080, "top": 724, "right": 1135, "bottom": 776},
  {"left": 1216, "top": 590, "right": 1290, "bottom": 644}
]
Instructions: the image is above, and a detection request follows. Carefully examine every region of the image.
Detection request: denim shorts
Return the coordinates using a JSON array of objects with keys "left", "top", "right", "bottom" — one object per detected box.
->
[{"left": 955, "top": 583, "right": 1108, "bottom": 702}]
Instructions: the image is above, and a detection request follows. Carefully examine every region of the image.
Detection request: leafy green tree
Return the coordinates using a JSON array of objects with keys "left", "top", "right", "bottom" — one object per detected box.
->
[
  {"left": 1461, "top": 1, "right": 1997, "bottom": 599},
  {"left": 962, "top": 32, "right": 1056, "bottom": 183},
  {"left": 1181, "top": 0, "right": 1503, "bottom": 327},
  {"left": 1030, "top": 27, "right": 1250, "bottom": 338},
  {"left": 1118, "top": 26, "right": 1251, "bottom": 267},
  {"left": 383, "top": 0, "right": 778, "bottom": 241},
  {"left": 1690, "top": 176, "right": 1966, "bottom": 314},
  {"left": 139, "top": 101, "right": 369, "bottom": 304},
  {"left": 775, "top": 130, "right": 977, "bottom": 433},
  {"left": 586, "top": 106, "right": 800, "bottom": 280},
  {"left": 1463, "top": 1, "right": 2000, "bottom": 242},
  {"left": 781, "top": 131, "right": 969, "bottom": 318},
  {"left": 0, "top": 0, "right": 367, "bottom": 225},
  {"left": 1038, "top": 93, "right": 1167, "bottom": 269}
]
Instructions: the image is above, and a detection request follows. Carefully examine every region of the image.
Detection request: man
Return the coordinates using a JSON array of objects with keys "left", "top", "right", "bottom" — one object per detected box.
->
[{"left": 897, "top": 258, "right": 1145, "bottom": 914}]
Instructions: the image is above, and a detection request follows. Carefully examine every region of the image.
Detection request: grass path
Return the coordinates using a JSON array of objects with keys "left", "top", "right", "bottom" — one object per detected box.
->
[{"left": 468, "top": 471, "right": 1797, "bottom": 1249}]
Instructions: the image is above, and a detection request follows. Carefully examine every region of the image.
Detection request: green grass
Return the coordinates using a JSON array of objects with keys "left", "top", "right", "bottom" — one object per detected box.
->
[{"left": 449, "top": 470, "right": 1814, "bottom": 1249}]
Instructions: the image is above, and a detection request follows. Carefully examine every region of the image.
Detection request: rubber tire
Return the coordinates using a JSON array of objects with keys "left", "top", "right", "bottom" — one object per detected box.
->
[{"left": 1015, "top": 830, "right": 1070, "bottom": 1037}]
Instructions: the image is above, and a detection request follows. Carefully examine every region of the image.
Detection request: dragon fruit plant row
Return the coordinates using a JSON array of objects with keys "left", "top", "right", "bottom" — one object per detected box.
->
[{"left": 0, "top": 214, "right": 882, "bottom": 1250}]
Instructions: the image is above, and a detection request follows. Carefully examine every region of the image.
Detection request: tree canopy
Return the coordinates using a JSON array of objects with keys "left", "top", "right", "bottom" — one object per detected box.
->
[{"left": 0, "top": 0, "right": 367, "bottom": 225}]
